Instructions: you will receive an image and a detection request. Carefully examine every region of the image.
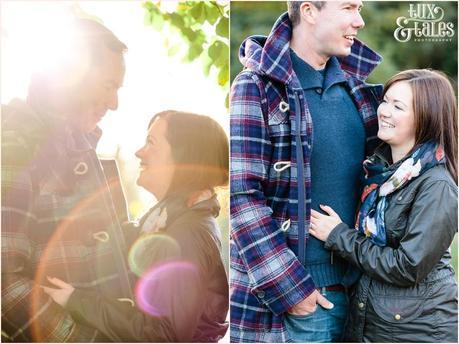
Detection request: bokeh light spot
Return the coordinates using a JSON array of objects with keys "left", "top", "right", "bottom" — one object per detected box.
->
[
  {"left": 128, "top": 233, "right": 181, "bottom": 277},
  {"left": 135, "top": 260, "right": 199, "bottom": 317}
]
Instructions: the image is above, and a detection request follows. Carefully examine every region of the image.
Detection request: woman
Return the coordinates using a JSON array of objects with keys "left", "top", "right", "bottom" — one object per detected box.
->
[
  {"left": 43, "top": 110, "right": 229, "bottom": 342},
  {"left": 309, "top": 69, "right": 458, "bottom": 343}
]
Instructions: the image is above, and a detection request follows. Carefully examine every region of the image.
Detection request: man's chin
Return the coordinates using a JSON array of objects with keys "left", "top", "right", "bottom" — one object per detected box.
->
[
  {"left": 82, "top": 121, "right": 100, "bottom": 133},
  {"left": 335, "top": 48, "right": 352, "bottom": 58}
]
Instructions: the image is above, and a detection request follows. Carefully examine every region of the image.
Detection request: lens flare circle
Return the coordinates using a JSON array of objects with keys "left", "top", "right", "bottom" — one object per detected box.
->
[
  {"left": 128, "top": 233, "right": 181, "bottom": 277},
  {"left": 135, "top": 260, "right": 198, "bottom": 317}
]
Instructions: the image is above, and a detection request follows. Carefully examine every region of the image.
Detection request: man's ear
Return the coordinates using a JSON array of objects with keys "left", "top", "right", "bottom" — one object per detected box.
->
[{"left": 299, "top": 2, "right": 319, "bottom": 25}]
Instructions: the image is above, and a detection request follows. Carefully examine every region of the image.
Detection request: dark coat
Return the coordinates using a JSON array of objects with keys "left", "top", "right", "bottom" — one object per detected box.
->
[
  {"left": 325, "top": 147, "right": 458, "bottom": 343},
  {"left": 66, "top": 195, "right": 229, "bottom": 342}
]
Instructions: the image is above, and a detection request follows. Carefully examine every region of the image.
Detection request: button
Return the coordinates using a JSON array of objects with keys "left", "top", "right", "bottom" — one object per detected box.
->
[
  {"left": 281, "top": 219, "right": 291, "bottom": 232},
  {"left": 394, "top": 314, "right": 401, "bottom": 320},
  {"left": 398, "top": 196, "right": 403, "bottom": 201},
  {"left": 279, "top": 101, "right": 289, "bottom": 113},
  {"left": 273, "top": 161, "right": 291, "bottom": 172},
  {"left": 117, "top": 298, "right": 135, "bottom": 307},
  {"left": 315, "top": 88, "right": 323, "bottom": 94},
  {"left": 257, "top": 291, "right": 266, "bottom": 298},
  {"left": 74, "top": 162, "right": 88, "bottom": 175},
  {"left": 93, "top": 231, "right": 110, "bottom": 243},
  {"left": 358, "top": 302, "right": 365, "bottom": 309}
]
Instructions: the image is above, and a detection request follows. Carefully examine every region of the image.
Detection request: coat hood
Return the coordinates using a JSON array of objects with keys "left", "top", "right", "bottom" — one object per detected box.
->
[{"left": 238, "top": 12, "right": 382, "bottom": 87}]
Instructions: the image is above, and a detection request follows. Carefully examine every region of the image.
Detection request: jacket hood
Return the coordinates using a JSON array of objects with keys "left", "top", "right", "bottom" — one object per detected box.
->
[
  {"left": 2, "top": 98, "right": 48, "bottom": 137},
  {"left": 2, "top": 98, "right": 102, "bottom": 151},
  {"left": 139, "top": 194, "right": 221, "bottom": 232},
  {"left": 239, "top": 12, "right": 382, "bottom": 86},
  {"left": 190, "top": 194, "right": 221, "bottom": 218}
]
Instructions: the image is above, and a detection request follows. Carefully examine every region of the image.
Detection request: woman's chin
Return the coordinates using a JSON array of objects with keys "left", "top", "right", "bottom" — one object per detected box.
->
[
  {"left": 377, "top": 131, "right": 390, "bottom": 143},
  {"left": 136, "top": 177, "right": 149, "bottom": 191}
]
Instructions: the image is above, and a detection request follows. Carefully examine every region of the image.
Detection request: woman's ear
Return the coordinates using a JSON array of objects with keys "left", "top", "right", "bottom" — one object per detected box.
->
[{"left": 300, "top": 1, "right": 320, "bottom": 25}]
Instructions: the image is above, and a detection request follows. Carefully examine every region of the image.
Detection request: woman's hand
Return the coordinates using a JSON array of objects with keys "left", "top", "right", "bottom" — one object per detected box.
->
[
  {"left": 309, "top": 205, "right": 343, "bottom": 242},
  {"left": 42, "top": 276, "right": 75, "bottom": 307}
]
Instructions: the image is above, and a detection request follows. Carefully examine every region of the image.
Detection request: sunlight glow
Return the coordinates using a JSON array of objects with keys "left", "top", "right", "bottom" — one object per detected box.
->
[{"left": 1, "top": 1, "right": 228, "bottom": 217}]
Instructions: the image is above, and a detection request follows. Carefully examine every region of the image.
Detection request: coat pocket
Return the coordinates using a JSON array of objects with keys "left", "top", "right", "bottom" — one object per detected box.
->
[
  {"left": 268, "top": 104, "right": 290, "bottom": 137},
  {"left": 368, "top": 280, "right": 432, "bottom": 324},
  {"left": 370, "top": 296, "right": 425, "bottom": 324}
]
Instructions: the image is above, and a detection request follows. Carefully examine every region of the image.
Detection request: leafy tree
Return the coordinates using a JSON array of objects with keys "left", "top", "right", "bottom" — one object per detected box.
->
[{"left": 144, "top": 1, "right": 229, "bottom": 106}]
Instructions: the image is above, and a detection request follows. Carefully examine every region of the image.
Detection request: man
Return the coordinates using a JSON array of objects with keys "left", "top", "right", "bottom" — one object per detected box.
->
[
  {"left": 230, "top": 1, "right": 382, "bottom": 342},
  {"left": 2, "top": 19, "right": 133, "bottom": 342}
]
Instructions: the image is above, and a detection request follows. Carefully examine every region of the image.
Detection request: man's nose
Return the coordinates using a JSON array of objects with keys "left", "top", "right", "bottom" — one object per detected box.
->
[
  {"left": 353, "top": 12, "right": 365, "bottom": 29},
  {"left": 107, "top": 91, "right": 119, "bottom": 111}
]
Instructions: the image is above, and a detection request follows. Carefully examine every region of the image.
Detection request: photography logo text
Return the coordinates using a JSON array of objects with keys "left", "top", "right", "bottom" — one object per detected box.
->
[{"left": 394, "top": 3, "right": 455, "bottom": 43}]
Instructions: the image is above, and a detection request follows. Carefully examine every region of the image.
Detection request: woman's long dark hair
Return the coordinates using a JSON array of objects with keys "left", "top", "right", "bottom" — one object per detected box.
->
[
  {"left": 383, "top": 69, "right": 458, "bottom": 183},
  {"left": 149, "top": 110, "right": 229, "bottom": 197}
]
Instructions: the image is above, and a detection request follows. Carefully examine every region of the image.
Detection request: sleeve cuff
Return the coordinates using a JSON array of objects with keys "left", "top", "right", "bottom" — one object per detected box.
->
[
  {"left": 250, "top": 256, "right": 316, "bottom": 316},
  {"left": 324, "top": 222, "right": 350, "bottom": 250},
  {"left": 65, "top": 289, "right": 98, "bottom": 324}
]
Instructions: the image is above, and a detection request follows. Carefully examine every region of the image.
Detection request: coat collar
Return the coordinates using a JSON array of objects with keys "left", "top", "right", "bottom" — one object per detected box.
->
[{"left": 4, "top": 98, "right": 102, "bottom": 153}]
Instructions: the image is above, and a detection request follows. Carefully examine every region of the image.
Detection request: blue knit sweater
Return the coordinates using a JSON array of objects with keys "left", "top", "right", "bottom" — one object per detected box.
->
[{"left": 291, "top": 50, "right": 365, "bottom": 287}]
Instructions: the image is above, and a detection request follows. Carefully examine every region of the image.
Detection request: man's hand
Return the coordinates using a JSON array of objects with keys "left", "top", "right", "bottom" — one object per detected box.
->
[
  {"left": 42, "top": 276, "right": 75, "bottom": 307},
  {"left": 288, "top": 289, "right": 334, "bottom": 315}
]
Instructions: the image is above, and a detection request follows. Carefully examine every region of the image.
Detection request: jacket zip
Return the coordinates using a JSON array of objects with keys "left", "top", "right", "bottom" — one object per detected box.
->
[
  {"left": 294, "top": 92, "right": 306, "bottom": 266},
  {"left": 96, "top": 156, "right": 134, "bottom": 300}
]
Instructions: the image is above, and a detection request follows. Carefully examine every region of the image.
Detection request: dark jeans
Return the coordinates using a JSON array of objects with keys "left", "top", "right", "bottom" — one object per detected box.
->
[{"left": 284, "top": 288, "right": 349, "bottom": 343}]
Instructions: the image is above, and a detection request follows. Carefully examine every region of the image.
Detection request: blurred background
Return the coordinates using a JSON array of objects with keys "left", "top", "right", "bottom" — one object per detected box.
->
[
  {"left": 231, "top": 1, "right": 458, "bottom": 83},
  {"left": 230, "top": 0, "right": 458, "bottom": 274},
  {"left": 1, "top": 0, "right": 230, "bottom": 271}
]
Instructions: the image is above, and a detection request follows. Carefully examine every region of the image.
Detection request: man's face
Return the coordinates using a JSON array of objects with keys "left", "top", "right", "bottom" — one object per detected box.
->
[
  {"left": 308, "top": 1, "right": 365, "bottom": 59},
  {"left": 70, "top": 46, "right": 125, "bottom": 133}
]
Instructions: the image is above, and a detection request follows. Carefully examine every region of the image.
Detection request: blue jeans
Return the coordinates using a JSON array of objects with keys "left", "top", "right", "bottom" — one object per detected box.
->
[{"left": 284, "top": 289, "right": 349, "bottom": 343}]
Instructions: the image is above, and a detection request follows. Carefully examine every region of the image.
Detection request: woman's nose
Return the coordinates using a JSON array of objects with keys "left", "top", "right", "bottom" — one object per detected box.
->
[
  {"left": 135, "top": 147, "right": 144, "bottom": 159},
  {"left": 378, "top": 103, "right": 391, "bottom": 117}
]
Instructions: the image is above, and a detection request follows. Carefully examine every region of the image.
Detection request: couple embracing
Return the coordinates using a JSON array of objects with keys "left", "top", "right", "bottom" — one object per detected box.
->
[
  {"left": 2, "top": 19, "right": 229, "bottom": 342},
  {"left": 230, "top": 1, "right": 458, "bottom": 343}
]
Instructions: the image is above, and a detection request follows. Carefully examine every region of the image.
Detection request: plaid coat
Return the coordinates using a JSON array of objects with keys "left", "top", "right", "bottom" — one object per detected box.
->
[
  {"left": 1, "top": 99, "right": 133, "bottom": 342},
  {"left": 230, "top": 13, "right": 383, "bottom": 342}
]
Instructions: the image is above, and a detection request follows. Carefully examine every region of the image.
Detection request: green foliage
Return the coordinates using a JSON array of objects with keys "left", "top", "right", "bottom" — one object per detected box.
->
[
  {"left": 453, "top": 234, "right": 458, "bottom": 279},
  {"left": 143, "top": 1, "right": 229, "bottom": 105},
  {"left": 360, "top": 1, "right": 457, "bottom": 85},
  {"left": 230, "top": 1, "right": 457, "bottom": 87}
]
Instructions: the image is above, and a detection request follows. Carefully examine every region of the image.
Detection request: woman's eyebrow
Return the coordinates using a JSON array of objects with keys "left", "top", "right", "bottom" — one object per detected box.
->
[{"left": 384, "top": 94, "right": 407, "bottom": 107}]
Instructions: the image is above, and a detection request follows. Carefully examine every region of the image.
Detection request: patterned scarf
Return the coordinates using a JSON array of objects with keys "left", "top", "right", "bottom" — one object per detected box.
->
[
  {"left": 356, "top": 141, "right": 446, "bottom": 246},
  {"left": 140, "top": 190, "right": 215, "bottom": 234}
]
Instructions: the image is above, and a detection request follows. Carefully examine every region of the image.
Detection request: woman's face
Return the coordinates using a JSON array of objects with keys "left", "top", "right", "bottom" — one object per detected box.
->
[
  {"left": 135, "top": 117, "right": 175, "bottom": 200},
  {"left": 377, "top": 81, "right": 416, "bottom": 151}
]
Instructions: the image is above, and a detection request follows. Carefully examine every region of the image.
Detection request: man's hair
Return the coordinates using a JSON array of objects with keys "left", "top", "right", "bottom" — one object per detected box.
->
[
  {"left": 148, "top": 111, "right": 229, "bottom": 197},
  {"left": 27, "top": 18, "right": 127, "bottom": 104},
  {"left": 72, "top": 18, "right": 127, "bottom": 62},
  {"left": 287, "top": 1, "right": 326, "bottom": 27},
  {"left": 383, "top": 69, "right": 458, "bottom": 183}
]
